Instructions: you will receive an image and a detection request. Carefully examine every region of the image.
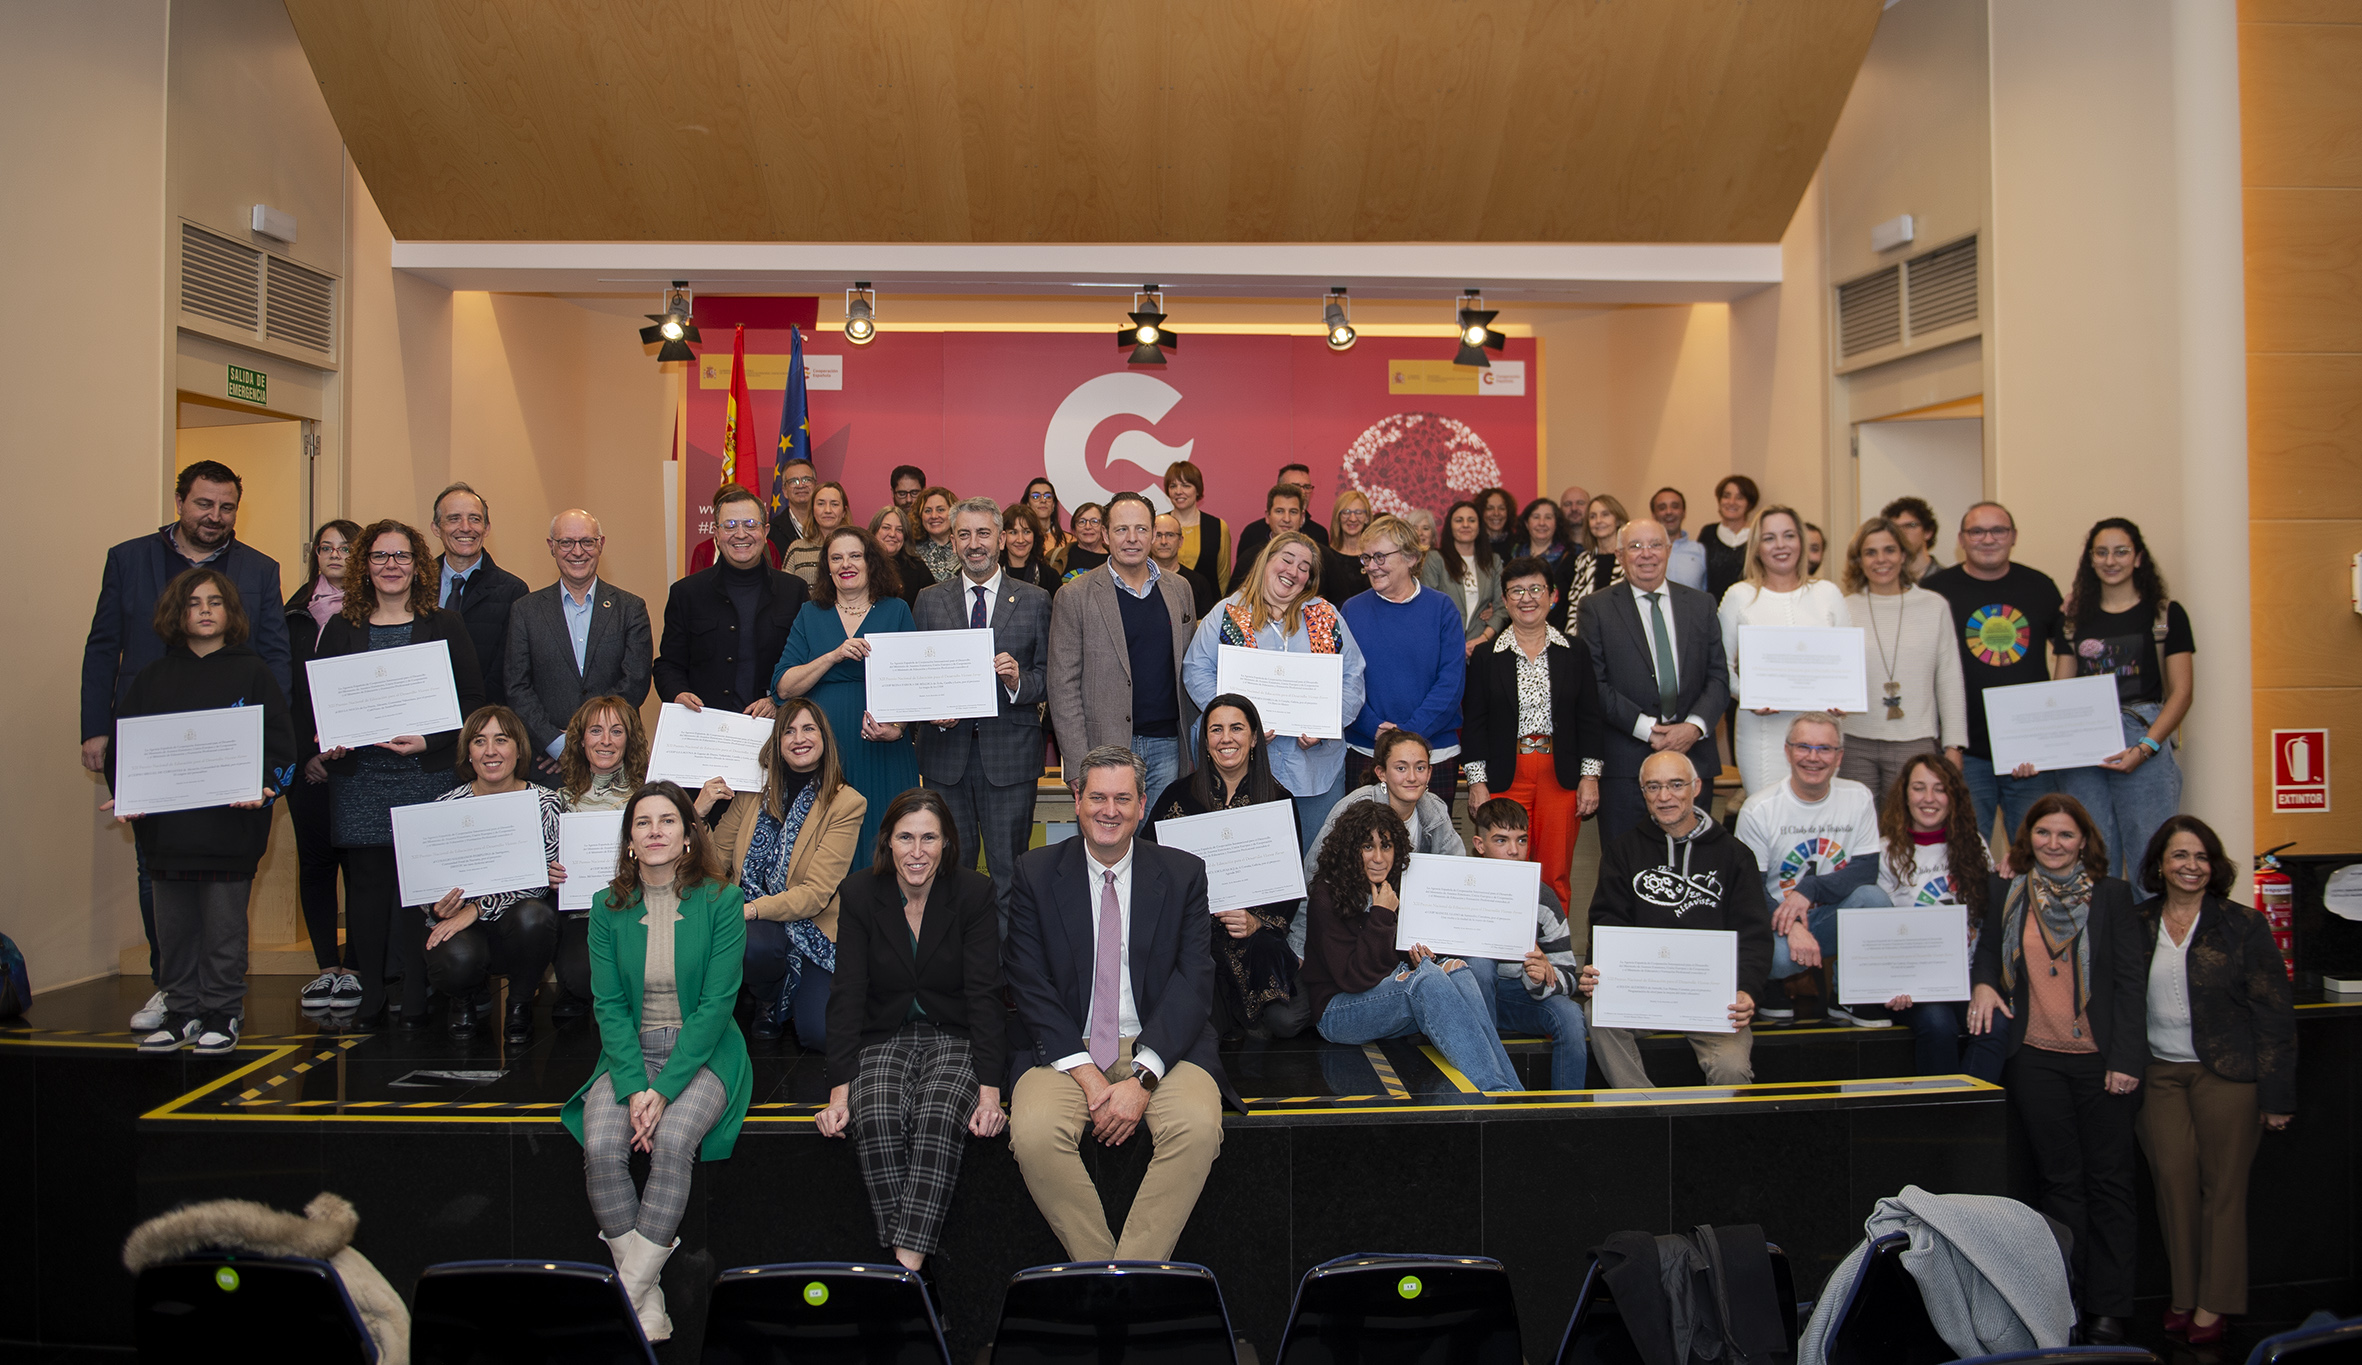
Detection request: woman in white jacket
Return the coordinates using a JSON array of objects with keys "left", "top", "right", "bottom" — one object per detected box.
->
[{"left": 1719, "top": 505, "right": 1850, "bottom": 798}]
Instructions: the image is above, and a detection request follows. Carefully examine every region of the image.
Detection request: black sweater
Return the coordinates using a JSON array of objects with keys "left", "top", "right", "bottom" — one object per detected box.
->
[
  {"left": 111, "top": 644, "right": 298, "bottom": 877},
  {"left": 1587, "top": 815, "right": 1773, "bottom": 1000}
]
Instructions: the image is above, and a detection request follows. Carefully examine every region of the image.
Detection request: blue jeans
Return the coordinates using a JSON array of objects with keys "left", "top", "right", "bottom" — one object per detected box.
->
[
  {"left": 2054, "top": 703, "right": 2180, "bottom": 881},
  {"left": 1769, "top": 884, "right": 1892, "bottom": 980},
  {"left": 1493, "top": 975, "right": 1590, "bottom": 1090},
  {"left": 744, "top": 918, "right": 833, "bottom": 1047},
  {"left": 1134, "top": 735, "right": 1181, "bottom": 806},
  {"left": 1292, "top": 773, "right": 1348, "bottom": 856},
  {"left": 1317, "top": 958, "right": 1524, "bottom": 1092},
  {"left": 1960, "top": 753, "right": 2059, "bottom": 851},
  {"left": 1899, "top": 1000, "right": 2006, "bottom": 1082}
]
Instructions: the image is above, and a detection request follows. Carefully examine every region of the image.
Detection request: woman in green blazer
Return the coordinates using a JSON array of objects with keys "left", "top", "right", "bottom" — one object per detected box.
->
[{"left": 562, "top": 780, "right": 752, "bottom": 1343}]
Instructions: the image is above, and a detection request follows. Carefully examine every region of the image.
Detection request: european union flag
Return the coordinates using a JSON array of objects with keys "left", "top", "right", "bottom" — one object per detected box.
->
[{"left": 771, "top": 324, "right": 810, "bottom": 514}]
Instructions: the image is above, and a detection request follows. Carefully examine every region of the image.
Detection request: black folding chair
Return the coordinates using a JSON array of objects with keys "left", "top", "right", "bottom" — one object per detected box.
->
[
  {"left": 1952, "top": 1350, "right": 2158, "bottom": 1364},
  {"left": 134, "top": 1254, "right": 377, "bottom": 1363},
  {"left": 1825, "top": 1231, "right": 1958, "bottom": 1365},
  {"left": 703, "top": 1261, "right": 949, "bottom": 1365},
  {"left": 411, "top": 1259, "right": 654, "bottom": 1365},
  {"left": 1276, "top": 1254, "right": 1521, "bottom": 1365},
  {"left": 992, "top": 1260, "right": 1240, "bottom": 1365},
  {"left": 2244, "top": 1313, "right": 2362, "bottom": 1364}
]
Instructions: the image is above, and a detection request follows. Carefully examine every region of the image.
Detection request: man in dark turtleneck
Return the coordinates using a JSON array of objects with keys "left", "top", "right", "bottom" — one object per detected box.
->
[{"left": 656, "top": 483, "right": 810, "bottom": 732}]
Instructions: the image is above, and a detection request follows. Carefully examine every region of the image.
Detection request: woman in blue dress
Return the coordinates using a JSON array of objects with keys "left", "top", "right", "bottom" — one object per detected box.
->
[{"left": 772, "top": 525, "right": 919, "bottom": 857}]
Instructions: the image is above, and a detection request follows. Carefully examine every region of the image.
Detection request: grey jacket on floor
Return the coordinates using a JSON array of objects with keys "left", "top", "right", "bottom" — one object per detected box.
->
[{"left": 1798, "top": 1185, "right": 2074, "bottom": 1364}]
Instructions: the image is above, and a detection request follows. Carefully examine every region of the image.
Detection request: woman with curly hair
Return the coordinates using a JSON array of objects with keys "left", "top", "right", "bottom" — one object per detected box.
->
[{"left": 1299, "top": 800, "right": 1523, "bottom": 1092}]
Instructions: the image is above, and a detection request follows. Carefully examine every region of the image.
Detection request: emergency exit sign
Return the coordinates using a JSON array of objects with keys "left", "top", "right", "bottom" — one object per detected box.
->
[
  {"left": 2273, "top": 729, "right": 2330, "bottom": 812},
  {"left": 227, "top": 364, "right": 267, "bottom": 405}
]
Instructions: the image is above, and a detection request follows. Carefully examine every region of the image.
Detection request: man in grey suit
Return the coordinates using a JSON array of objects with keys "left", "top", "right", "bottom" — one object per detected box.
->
[
  {"left": 505, "top": 508, "right": 654, "bottom": 780},
  {"left": 915, "top": 497, "right": 1052, "bottom": 927},
  {"left": 1576, "top": 517, "right": 1730, "bottom": 841},
  {"left": 1046, "top": 491, "right": 1199, "bottom": 800}
]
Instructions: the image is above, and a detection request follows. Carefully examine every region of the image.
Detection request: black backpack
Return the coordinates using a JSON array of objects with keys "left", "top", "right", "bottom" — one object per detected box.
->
[{"left": 1596, "top": 1222, "right": 1791, "bottom": 1365}]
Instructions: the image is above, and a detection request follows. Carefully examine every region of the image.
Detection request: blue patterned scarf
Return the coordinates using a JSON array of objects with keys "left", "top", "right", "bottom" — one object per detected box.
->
[{"left": 740, "top": 780, "right": 835, "bottom": 983}]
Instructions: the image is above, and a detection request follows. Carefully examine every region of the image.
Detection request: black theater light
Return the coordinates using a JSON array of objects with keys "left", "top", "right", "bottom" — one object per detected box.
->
[
  {"left": 639, "top": 281, "right": 700, "bottom": 362},
  {"left": 1118, "top": 284, "right": 1176, "bottom": 364},
  {"left": 1453, "top": 289, "right": 1505, "bottom": 368},
  {"left": 1323, "top": 288, "right": 1357, "bottom": 351},
  {"left": 844, "top": 282, "right": 878, "bottom": 344}
]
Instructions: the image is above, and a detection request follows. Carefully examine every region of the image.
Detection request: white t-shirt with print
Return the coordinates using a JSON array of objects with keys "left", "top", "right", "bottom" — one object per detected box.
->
[{"left": 1734, "top": 777, "right": 1882, "bottom": 894}]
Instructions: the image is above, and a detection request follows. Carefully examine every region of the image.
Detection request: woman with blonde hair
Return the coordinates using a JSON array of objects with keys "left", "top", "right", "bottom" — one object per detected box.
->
[
  {"left": 1716, "top": 504, "right": 1850, "bottom": 797},
  {"left": 914, "top": 485, "right": 961, "bottom": 584},
  {"left": 1561, "top": 494, "right": 1629, "bottom": 634},
  {"left": 549, "top": 695, "right": 660, "bottom": 1018},
  {"left": 783, "top": 480, "right": 851, "bottom": 586},
  {"left": 716, "top": 695, "right": 869, "bottom": 1042},
  {"left": 1318, "top": 489, "right": 1375, "bottom": 605}
]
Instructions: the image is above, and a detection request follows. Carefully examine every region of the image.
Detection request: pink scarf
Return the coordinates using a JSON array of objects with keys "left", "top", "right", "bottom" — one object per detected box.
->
[{"left": 305, "top": 576, "right": 344, "bottom": 643}]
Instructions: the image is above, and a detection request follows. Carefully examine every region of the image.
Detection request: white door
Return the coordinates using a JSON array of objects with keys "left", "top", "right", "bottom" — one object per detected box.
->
[{"left": 1856, "top": 417, "right": 1984, "bottom": 555}]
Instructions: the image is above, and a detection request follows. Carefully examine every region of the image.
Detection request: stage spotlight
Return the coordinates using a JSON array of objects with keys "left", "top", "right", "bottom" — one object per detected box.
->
[
  {"left": 639, "top": 281, "right": 700, "bottom": 363},
  {"left": 1323, "top": 288, "right": 1356, "bottom": 351},
  {"left": 1453, "top": 289, "right": 1505, "bottom": 368},
  {"left": 1118, "top": 284, "right": 1176, "bottom": 364},
  {"left": 844, "top": 282, "right": 878, "bottom": 345}
]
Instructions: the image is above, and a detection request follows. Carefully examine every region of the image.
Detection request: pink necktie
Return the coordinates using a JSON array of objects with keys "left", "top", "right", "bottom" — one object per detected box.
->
[{"left": 1090, "top": 869, "right": 1121, "bottom": 1070}]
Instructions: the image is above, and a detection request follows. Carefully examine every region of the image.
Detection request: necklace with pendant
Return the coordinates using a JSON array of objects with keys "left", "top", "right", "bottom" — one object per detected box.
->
[{"left": 1870, "top": 590, "right": 1905, "bottom": 720}]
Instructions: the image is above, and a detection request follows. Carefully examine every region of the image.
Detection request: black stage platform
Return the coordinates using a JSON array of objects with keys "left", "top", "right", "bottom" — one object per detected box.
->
[{"left": 6, "top": 975, "right": 2356, "bottom": 1362}]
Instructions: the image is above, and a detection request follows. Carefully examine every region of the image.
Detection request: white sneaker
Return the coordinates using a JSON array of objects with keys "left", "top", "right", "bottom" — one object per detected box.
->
[
  {"left": 130, "top": 990, "right": 168, "bottom": 1033},
  {"left": 300, "top": 971, "right": 339, "bottom": 1007},
  {"left": 329, "top": 972, "right": 364, "bottom": 1007},
  {"left": 192, "top": 1014, "right": 241, "bottom": 1055},
  {"left": 1828, "top": 1003, "right": 1895, "bottom": 1028},
  {"left": 139, "top": 1015, "right": 198, "bottom": 1053}
]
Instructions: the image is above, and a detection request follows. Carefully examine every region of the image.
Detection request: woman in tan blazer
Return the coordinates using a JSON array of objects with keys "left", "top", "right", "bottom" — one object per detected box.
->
[{"left": 711, "top": 696, "right": 869, "bottom": 1044}]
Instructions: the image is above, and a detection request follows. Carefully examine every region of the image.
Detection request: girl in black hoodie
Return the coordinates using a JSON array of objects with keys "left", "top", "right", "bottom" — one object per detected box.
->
[{"left": 107, "top": 568, "right": 296, "bottom": 1055}]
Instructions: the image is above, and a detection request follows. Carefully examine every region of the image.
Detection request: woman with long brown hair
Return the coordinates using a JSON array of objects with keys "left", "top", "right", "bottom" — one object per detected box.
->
[
  {"left": 710, "top": 696, "right": 868, "bottom": 1043},
  {"left": 288, "top": 518, "right": 362, "bottom": 1011},
  {"left": 1420, "top": 499, "right": 1503, "bottom": 655},
  {"left": 1838, "top": 518, "right": 1967, "bottom": 801},
  {"left": 300, "top": 518, "right": 485, "bottom": 1026},
  {"left": 420, "top": 705, "right": 565, "bottom": 1044},
  {"left": 562, "top": 781, "right": 751, "bottom": 1343},
  {"left": 548, "top": 695, "right": 656, "bottom": 1017}
]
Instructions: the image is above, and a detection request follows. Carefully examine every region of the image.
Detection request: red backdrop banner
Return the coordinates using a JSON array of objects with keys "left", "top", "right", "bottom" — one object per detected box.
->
[{"left": 684, "top": 325, "right": 1539, "bottom": 558}]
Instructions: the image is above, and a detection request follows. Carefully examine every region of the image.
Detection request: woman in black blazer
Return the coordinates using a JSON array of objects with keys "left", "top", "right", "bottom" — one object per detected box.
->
[
  {"left": 1968, "top": 792, "right": 2147, "bottom": 1345},
  {"left": 815, "top": 788, "right": 1005, "bottom": 1278},
  {"left": 1460, "top": 554, "right": 1607, "bottom": 913},
  {"left": 2131, "top": 816, "right": 2296, "bottom": 1343},
  {"left": 299, "top": 518, "right": 487, "bottom": 1025}
]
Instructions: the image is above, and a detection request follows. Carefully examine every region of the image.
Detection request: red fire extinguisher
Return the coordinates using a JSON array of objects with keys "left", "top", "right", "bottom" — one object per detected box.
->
[{"left": 2255, "top": 844, "right": 2296, "bottom": 981}]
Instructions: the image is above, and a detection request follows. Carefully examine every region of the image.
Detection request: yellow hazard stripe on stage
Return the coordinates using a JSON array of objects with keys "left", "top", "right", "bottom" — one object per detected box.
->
[{"left": 1362, "top": 1043, "right": 1410, "bottom": 1101}]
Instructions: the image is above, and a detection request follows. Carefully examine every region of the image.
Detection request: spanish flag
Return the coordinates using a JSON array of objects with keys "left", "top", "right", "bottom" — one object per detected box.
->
[{"left": 719, "top": 324, "right": 755, "bottom": 491}]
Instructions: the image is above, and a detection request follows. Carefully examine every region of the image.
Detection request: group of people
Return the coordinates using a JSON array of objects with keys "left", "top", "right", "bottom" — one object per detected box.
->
[{"left": 82, "top": 457, "right": 2288, "bottom": 1344}]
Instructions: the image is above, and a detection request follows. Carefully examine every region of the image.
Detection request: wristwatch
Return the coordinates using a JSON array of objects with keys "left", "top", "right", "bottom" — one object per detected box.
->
[{"left": 1132, "top": 1065, "right": 1160, "bottom": 1093}]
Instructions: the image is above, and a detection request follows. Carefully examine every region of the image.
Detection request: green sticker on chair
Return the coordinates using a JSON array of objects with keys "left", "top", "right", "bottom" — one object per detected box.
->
[
  {"left": 214, "top": 1266, "right": 240, "bottom": 1293},
  {"left": 1397, "top": 1275, "right": 1422, "bottom": 1300},
  {"left": 803, "top": 1281, "right": 830, "bottom": 1306}
]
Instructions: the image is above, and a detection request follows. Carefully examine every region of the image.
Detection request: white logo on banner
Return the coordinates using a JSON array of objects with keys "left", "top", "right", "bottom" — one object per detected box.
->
[
  {"left": 803, "top": 354, "right": 843, "bottom": 390},
  {"left": 1478, "top": 360, "right": 1525, "bottom": 396},
  {"left": 1043, "top": 373, "right": 1191, "bottom": 512}
]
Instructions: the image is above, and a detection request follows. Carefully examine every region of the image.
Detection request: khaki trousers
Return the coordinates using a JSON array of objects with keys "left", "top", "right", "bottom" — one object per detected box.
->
[
  {"left": 1588, "top": 1013, "right": 1756, "bottom": 1088},
  {"left": 1009, "top": 1040, "right": 1224, "bottom": 1262},
  {"left": 2137, "top": 1060, "right": 2263, "bottom": 1314}
]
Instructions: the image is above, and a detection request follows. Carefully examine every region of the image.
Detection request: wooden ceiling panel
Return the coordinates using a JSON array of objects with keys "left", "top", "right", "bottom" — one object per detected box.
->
[{"left": 285, "top": 0, "right": 1883, "bottom": 243}]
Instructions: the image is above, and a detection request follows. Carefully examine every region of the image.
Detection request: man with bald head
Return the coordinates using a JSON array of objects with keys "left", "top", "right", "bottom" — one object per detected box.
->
[
  {"left": 506, "top": 508, "right": 654, "bottom": 780},
  {"left": 1584, "top": 751, "right": 1770, "bottom": 1087},
  {"left": 1576, "top": 516, "right": 1730, "bottom": 840}
]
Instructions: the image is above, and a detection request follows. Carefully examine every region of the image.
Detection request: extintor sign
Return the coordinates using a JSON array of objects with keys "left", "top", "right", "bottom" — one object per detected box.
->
[{"left": 2272, "top": 729, "right": 2330, "bottom": 812}]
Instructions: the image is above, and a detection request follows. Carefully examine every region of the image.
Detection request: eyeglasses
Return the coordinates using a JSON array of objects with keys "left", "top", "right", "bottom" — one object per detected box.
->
[
  {"left": 1640, "top": 781, "right": 1694, "bottom": 797},
  {"left": 784, "top": 475, "right": 815, "bottom": 488},
  {"left": 2091, "top": 546, "right": 2138, "bottom": 561},
  {"left": 367, "top": 551, "right": 414, "bottom": 565},
  {"left": 1787, "top": 743, "right": 1840, "bottom": 758},
  {"left": 1961, "top": 526, "right": 2014, "bottom": 541},
  {"left": 549, "top": 537, "right": 602, "bottom": 552},
  {"left": 1504, "top": 584, "right": 1551, "bottom": 600},
  {"left": 1357, "top": 550, "right": 1407, "bottom": 566},
  {"left": 717, "top": 517, "right": 764, "bottom": 531}
]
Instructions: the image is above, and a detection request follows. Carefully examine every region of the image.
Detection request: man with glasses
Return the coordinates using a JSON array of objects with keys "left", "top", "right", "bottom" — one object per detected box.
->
[
  {"left": 890, "top": 465, "right": 928, "bottom": 521},
  {"left": 1048, "top": 491, "right": 1201, "bottom": 801},
  {"left": 1585, "top": 750, "right": 1769, "bottom": 1087},
  {"left": 1733, "top": 714, "right": 1893, "bottom": 1026},
  {"left": 1576, "top": 517, "right": 1729, "bottom": 840},
  {"left": 656, "top": 483, "right": 808, "bottom": 726},
  {"left": 765, "top": 457, "right": 823, "bottom": 564},
  {"left": 1342, "top": 514, "right": 1469, "bottom": 791},
  {"left": 505, "top": 509, "right": 653, "bottom": 782},
  {"left": 1880, "top": 496, "right": 1943, "bottom": 584},
  {"left": 429, "top": 481, "right": 529, "bottom": 706},
  {"left": 1227, "top": 464, "right": 1329, "bottom": 593},
  {"left": 1919, "top": 502, "right": 2063, "bottom": 848}
]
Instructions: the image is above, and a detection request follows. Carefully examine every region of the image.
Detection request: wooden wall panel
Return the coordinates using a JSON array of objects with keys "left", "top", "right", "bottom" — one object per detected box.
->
[
  {"left": 2247, "top": 354, "right": 2362, "bottom": 518},
  {"left": 2244, "top": 188, "right": 2362, "bottom": 354},
  {"left": 2239, "top": 0, "right": 2362, "bottom": 23},
  {"left": 2254, "top": 688, "right": 2362, "bottom": 851},
  {"left": 2239, "top": 22, "right": 2362, "bottom": 188},
  {"left": 2245, "top": 520, "right": 2362, "bottom": 689}
]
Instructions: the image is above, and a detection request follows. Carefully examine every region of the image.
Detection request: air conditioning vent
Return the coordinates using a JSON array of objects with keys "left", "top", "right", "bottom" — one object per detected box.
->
[
  {"left": 180, "top": 224, "right": 260, "bottom": 331},
  {"left": 264, "top": 258, "right": 335, "bottom": 354},
  {"left": 1905, "top": 236, "right": 1978, "bottom": 334},
  {"left": 1837, "top": 267, "right": 1901, "bottom": 358}
]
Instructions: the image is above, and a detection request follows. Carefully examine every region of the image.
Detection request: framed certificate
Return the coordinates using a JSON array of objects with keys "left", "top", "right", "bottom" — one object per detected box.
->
[
  {"left": 647, "top": 703, "right": 770, "bottom": 791},
  {"left": 864, "top": 629, "right": 1001, "bottom": 723},
  {"left": 1736, "top": 626, "right": 1868, "bottom": 713},
  {"left": 1983, "top": 675, "right": 2125, "bottom": 774},
  {"left": 1394, "top": 852, "right": 1540, "bottom": 962},
  {"left": 112, "top": 705, "right": 265, "bottom": 817},
  {"left": 1589, "top": 924, "right": 1739, "bottom": 1034},
  {"left": 1215, "top": 645, "right": 1346, "bottom": 740},
  {"left": 1153, "top": 801, "right": 1306, "bottom": 913},
  {"left": 557, "top": 810, "right": 626, "bottom": 912},
  {"left": 305, "top": 640, "right": 464, "bottom": 750},
  {"left": 390, "top": 788, "right": 549, "bottom": 907},
  {"left": 1835, "top": 905, "right": 1972, "bottom": 1004}
]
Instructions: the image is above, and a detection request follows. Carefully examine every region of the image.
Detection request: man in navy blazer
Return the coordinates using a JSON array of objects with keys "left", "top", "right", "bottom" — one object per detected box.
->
[
  {"left": 1004, "top": 745, "right": 1239, "bottom": 1263},
  {"left": 914, "top": 498, "right": 1052, "bottom": 931},
  {"left": 1576, "top": 517, "right": 1731, "bottom": 842}
]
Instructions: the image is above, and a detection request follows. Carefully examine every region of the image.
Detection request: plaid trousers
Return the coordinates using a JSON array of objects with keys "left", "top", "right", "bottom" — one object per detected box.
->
[
  {"left": 850, "top": 1023, "right": 980, "bottom": 1255},
  {"left": 582, "top": 1026, "right": 728, "bottom": 1243}
]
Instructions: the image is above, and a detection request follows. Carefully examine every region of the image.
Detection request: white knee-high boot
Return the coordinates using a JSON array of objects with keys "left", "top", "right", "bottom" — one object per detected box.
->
[{"left": 601, "top": 1228, "right": 678, "bottom": 1342}]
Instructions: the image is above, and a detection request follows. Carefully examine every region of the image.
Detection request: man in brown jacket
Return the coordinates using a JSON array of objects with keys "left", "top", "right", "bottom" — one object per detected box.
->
[{"left": 1046, "top": 491, "right": 1199, "bottom": 799}]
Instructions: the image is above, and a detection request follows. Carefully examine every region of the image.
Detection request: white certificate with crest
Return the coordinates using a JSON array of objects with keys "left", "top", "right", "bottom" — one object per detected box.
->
[
  {"left": 1984, "top": 674, "right": 2125, "bottom": 774},
  {"left": 1836, "top": 905, "right": 1972, "bottom": 1004},
  {"left": 112, "top": 705, "right": 265, "bottom": 817},
  {"left": 1215, "top": 645, "right": 1346, "bottom": 740},
  {"left": 557, "top": 810, "right": 626, "bottom": 912},
  {"left": 863, "top": 629, "right": 1001, "bottom": 723},
  {"left": 1589, "top": 925, "right": 1740, "bottom": 1034},
  {"left": 390, "top": 788, "right": 549, "bottom": 907},
  {"left": 1393, "top": 852, "right": 1540, "bottom": 962},
  {"left": 1152, "top": 800, "right": 1306, "bottom": 913},
  {"left": 1736, "top": 626, "right": 1868, "bottom": 713},
  {"left": 647, "top": 702, "right": 769, "bottom": 791},
  {"left": 304, "top": 640, "right": 463, "bottom": 750}
]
